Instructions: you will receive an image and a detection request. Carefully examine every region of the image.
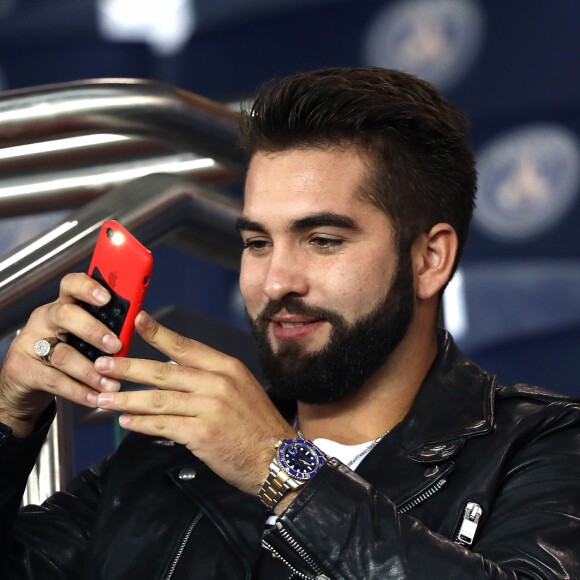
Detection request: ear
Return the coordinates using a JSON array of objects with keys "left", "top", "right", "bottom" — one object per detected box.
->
[{"left": 412, "top": 223, "right": 458, "bottom": 300}]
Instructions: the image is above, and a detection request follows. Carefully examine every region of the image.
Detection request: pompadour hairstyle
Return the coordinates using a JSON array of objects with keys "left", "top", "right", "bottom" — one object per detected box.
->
[{"left": 239, "top": 66, "right": 477, "bottom": 276}]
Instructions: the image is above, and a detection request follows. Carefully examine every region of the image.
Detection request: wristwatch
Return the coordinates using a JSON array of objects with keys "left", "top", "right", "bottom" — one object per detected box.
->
[{"left": 259, "top": 437, "right": 326, "bottom": 511}]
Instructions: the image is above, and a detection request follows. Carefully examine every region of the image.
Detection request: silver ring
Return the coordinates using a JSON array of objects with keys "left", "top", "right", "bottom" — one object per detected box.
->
[{"left": 33, "top": 337, "right": 62, "bottom": 365}]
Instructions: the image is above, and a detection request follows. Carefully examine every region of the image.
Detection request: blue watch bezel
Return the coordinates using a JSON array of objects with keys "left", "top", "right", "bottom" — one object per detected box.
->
[{"left": 277, "top": 438, "right": 325, "bottom": 481}]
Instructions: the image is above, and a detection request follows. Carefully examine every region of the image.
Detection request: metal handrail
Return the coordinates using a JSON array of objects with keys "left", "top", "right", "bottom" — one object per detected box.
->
[
  {"left": 0, "top": 78, "right": 247, "bottom": 335},
  {"left": 0, "top": 78, "right": 245, "bottom": 215},
  {"left": 0, "top": 172, "right": 243, "bottom": 338}
]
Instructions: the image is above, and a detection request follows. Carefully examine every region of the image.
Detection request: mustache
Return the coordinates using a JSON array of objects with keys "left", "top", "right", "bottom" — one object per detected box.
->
[{"left": 256, "top": 296, "right": 343, "bottom": 326}]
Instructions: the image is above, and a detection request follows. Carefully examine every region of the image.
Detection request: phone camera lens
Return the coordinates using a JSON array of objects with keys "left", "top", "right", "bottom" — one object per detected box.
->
[{"left": 106, "top": 228, "right": 115, "bottom": 240}]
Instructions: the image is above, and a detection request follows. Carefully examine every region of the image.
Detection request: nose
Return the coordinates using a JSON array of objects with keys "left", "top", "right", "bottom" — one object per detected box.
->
[{"left": 262, "top": 246, "right": 309, "bottom": 301}]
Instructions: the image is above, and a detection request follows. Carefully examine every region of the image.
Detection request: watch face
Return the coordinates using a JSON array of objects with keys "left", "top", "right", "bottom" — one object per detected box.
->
[{"left": 278, "top": 438, "right": 325, "bottom": 481}]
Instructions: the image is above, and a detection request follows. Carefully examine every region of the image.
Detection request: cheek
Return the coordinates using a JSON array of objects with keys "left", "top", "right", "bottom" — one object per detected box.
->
[
  {"left": 330, "top": 260, "right": 392, "bottom": 312},
  {"left": 332, "top": 262, "right": 390, "bottom": 308},
  {"left": 239, "top": 261, "right": 261, "bottom": 315}
]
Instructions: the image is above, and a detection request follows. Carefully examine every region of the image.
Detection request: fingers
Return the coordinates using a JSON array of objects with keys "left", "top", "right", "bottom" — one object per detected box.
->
[
  {"left": 96, "top": 388, "right": 199, "bottom": 417},
  {"left": 20, "top": 299, "right": 123, "bottom": 393},
  {"left": 56, "top": 273, "right": 121, "bottom": 352},
  {"left": 48, "top": 341, "right": 121, "bottom": 395},
  {"left": 21, "top": 274, "right": 122, "bottom": 354},
  {"left": 58, "top": 272, "right": 111, "bottom": 306},
  {"left": 91, "top": 355, "right": 253, "bottom": 432},
  {"left": 134, "top": 312, "right": 230, "bottom": 371},
  {"left": 116, "top": 413, "right": 198, "bottom": 448},
  {"left": 93, "top": 377, "right": 217, "bottom": 450},
  {"left": 1, "top": 343, "right": 112, "bottom": 413},
  {"left": 94, "top": 355, "right": 203, "bottom": 392},
  {"left": 26, "top": 272, "right": 122, "bottom": 355},
  {"left": 93, "top": 381, "right": 259, "bottom": 455},
  {"left": 1, "top": 272, "right": 123, "bottom": 415},
  {"left": 0, "top": 272, "right": 127, "bottom": 437},
  {"left": 41, "top": 302, "right": 122, "bottom": 353}
]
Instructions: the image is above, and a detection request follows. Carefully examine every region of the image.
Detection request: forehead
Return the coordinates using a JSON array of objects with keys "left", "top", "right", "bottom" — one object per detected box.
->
[{"left": 243, "top": 148, "right": 376, "bottom": 220}]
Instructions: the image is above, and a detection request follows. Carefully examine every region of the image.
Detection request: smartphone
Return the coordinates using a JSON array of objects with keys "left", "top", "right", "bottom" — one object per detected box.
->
[{"left": 68, "top": 220, "right": 153, "bottom": 361}]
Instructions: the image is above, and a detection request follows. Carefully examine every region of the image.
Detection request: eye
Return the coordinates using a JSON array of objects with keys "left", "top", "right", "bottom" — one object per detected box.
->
[
  {"left": 243, "top": 238, "right": 271, "bottom": 253},
  {"left": 310, "top": 235, "right": 344, "bottom": 250}
]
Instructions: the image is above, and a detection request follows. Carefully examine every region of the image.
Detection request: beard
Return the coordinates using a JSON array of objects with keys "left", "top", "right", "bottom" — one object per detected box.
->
[{"left": 247, "top": 253, "right": 415, "bottom": 405}]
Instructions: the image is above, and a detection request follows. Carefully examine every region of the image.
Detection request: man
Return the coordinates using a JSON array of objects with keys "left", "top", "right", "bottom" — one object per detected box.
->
[{"left": 0, "top": 67, "right": 579, "bottom": 578}]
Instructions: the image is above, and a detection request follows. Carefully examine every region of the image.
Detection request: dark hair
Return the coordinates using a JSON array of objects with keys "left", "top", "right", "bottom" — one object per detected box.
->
[{"left": 239, "top": 66, "right": 477, "bottom": 275}]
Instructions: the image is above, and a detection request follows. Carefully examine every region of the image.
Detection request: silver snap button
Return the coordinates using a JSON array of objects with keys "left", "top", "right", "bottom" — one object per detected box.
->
[
  {"left": 424, "top": 465, "right": 440, "bottom": 477},
  {"left": 178, "top": 467, "right": 197, "bottom": 480}
]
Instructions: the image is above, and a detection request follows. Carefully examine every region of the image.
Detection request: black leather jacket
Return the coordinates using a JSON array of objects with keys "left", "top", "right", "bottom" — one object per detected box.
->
[{"left": 2, "top": 332, "right": 580, "bottom": 579}]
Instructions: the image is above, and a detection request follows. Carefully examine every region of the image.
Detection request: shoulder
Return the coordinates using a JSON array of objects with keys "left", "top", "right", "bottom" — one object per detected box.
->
[
  {"left": 492, "top": 382, "right": 580, "bottom": 449},
  {"left": 497, "top": 382, "right": 579, "bottom": 404},
  {"left": 496, "top": 382, "right": 580, "bottom": 415}
]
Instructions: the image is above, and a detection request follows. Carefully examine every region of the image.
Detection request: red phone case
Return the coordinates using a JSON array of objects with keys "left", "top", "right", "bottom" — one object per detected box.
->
[{"left": 69, "top": 220, "right": 153, "bottom": 360}]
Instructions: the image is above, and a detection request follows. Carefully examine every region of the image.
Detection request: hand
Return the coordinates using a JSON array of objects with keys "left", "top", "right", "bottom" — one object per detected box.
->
[
  {"left": 0, "top": 273, "right": 123, "bottom": 437},
  {"left": 94, "top": 311, "right": 296, "bottom": 495}
]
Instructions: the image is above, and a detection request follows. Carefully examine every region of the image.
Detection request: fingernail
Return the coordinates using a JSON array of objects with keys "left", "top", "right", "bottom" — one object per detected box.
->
[
  {"left": 100, "top": 377, "right": 120, "bottom": 392},
  {"left": 95, "top": 356, "right": 114, "bottom": 372},
  {"left": 136, "top": 311, "right": 153, "bottom": 329},
  {"left": 97, "top": 392, "right": 114, "bottom": 407},
  {"left": 87, "top": 392, "right": 98, "bottom": 406},
  {"left": 119, "top": 414, "right": 130, "bottom": 427},
  {"left": 93, "top": 288, "right": 111, "bottom": 305},
  {"left": 102, "top": 334, "right": 122, "bottom": 353}
]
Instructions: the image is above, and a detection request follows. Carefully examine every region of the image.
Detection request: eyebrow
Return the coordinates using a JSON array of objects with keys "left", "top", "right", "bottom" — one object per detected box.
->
[
  {"left": 236, "top": 215, "right": 267, "bottom": 233},
  {"left": 236, "top": 212, "right": 361, "bottom": 234}
]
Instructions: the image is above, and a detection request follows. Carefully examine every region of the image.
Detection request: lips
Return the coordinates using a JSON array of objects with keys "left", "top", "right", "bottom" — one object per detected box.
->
[
  {"left": 279, "top": 321, "right": 308, "bottom": 328},
  {"left": 271, "top": 316, "right": 326, "bottom": 340}
]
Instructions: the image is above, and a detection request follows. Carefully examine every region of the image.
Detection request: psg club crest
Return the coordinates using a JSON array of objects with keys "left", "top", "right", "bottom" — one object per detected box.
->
[
  {"left": 474, "top": 123, "right": 580, "bottom": 242},
  {"left": 363, "top": 0, "right": 485, "bottom": 91}
]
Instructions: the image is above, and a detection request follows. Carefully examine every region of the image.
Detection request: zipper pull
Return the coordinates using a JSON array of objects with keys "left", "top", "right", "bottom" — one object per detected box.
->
[{"left": 455, "top": 501, "right": 483, "bottom": 547}]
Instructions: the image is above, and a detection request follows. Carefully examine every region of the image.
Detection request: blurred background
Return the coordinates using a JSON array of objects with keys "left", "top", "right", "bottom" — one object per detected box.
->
[{"left": 1, "top": 0, "right": 580, "bottom": 477}]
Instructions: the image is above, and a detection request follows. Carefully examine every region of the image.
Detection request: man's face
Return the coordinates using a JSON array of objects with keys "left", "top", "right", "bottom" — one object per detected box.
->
[{"left": 238, "top": 148, "right": 415, "bottom": 403}]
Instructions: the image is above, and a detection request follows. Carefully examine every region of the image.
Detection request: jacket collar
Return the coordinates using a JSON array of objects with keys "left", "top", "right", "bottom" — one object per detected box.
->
[
  {"left": 275, "top": 329, "right": 495, "bottom": 463},
  {"left": 398, "top": 330, "right": 495, "bottom": 463}
]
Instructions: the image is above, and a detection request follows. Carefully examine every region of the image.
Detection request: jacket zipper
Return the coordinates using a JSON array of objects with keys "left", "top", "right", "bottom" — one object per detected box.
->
[
  {"left": 454, "top": 501, "right": 483, "bottom": 547},
  {"left": 397, "top": 477, "right": 448, "bottom": 514},
  {"left": 262, "top": 540, "right": 316, "bottom": 580},
  {"left": 263, "top": 522, "right": 330, "bottom": 580},
  {"left": 164, "top": 511, "right": 204, "bottom": 580},
  {"left": 395, "top": 461, "right": 454, "bottom": 514}
]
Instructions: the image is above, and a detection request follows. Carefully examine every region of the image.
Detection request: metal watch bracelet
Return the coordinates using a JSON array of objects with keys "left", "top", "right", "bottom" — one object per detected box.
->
[{"left": 259, "top": 458, "right": 303, "bottom": 511}]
